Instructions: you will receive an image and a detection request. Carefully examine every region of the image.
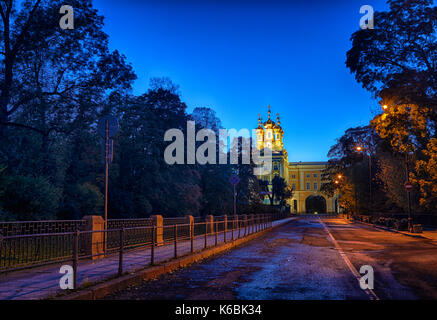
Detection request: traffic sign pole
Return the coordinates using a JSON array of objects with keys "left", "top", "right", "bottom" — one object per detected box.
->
[
  {"left": 98, "top": 115, "right": 118, "bottom": 256},
  {"left": 404, "top": 152, "right": 413, "bottom": 232},
  {"left": 104, "top": 120, "right": 109, "bottom": 255},
  {"left": 230, "top": 175, "right": 240, "bottom": 217},
  {"left": 233, "top": 184, "right": 236, "bottom": 216}
]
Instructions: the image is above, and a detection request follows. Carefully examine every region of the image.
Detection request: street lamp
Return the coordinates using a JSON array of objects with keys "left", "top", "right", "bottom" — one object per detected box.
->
[{"left": 355, "top": 145, "right": 372, "bottom": 214}]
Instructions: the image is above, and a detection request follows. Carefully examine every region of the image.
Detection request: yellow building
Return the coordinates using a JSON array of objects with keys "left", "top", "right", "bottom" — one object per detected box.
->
[{"left": 255, "top": 106, "right": 338, "bottom": 214}]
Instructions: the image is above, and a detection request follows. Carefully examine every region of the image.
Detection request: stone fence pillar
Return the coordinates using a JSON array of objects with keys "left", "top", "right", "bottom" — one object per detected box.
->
[
  {"left": 186, "top": 215, "right": 194, "bottom": 238},
  {"left": 205, "top": 215, "right": 214, "bottom": 234},
  {"left": 82, "top": 215, "right": 104, "bottom": 260},
  {"left": 152, "top": 215, "right": 164, "bottom": 246}
]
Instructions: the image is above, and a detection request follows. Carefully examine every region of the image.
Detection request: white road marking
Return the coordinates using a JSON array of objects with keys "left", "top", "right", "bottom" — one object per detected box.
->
[{"left": 318, "top": 217, "right": 380, "bottom": 300}]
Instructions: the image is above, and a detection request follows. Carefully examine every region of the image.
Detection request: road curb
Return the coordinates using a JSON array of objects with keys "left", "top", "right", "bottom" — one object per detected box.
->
[
  {"left": 345, "top": 218, "right": 429, "bottom": 240},
  {"left": 56, "top": 219, "right": 293, "bottom": 300}
]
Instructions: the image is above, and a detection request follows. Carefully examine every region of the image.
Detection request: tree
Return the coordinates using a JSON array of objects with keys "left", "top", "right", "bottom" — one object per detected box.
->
[
  {"left": 346, "top": 0, "right": 437, "bottom": 112},
  {"left": 0, "top": 0, "right": 136, "bottom": 167},
  {"left": 321, "top": 126, "right": 396, "bottom": 214},
  {"left": 347, "top": 0, "right": 437, "bottom": 212}
]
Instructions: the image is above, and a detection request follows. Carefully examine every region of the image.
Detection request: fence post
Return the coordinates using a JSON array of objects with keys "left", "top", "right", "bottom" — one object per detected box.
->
[
  {"left": 150, "top": 226, "right": 155, "bottom": 265},
  {"left": 190, "top": 223, "right": 194, "bottom": 253},
  {"left": 205, "top": 215, "right": 214, "bottom": 248},
  {"left": 118, "top": 228, "right": 124, "bottom": 276},
  {"left": 174, "top": 225, "right": 178, "bottom": 258},
  {"left": 215, "top": 221, "right": 218, "bottom": 246},
  {"left": 72, "top": 229, "right": 79, "bottom": 290},
  {"left": 249, "top": 214, "right": 254, "bottom": 234},
  {"left": 224, "top": 215, "right": 227, "bottom": 243},
  {"left": 242, "top": 215, "right": 247, "bottom": 236},
  {"left": 231, "top": 217, "right": 234, "bottom": 241},
  {"left": 186, "top": 215, "right": 194, "bottom": 253},
  {"left": 204, "top": 222, "right": 207, "bottom": 248}
]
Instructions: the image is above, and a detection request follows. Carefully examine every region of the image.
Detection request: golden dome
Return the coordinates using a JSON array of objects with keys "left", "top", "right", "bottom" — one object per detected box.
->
[
  {"left": 256, "top": 114, "right": 264, "bottom": 130},
  {"left": 263, "top": 106, "right": 276, "bottom": 128},
  {"left": 275, "top": 113, "right": 283, "bottom": 133}
]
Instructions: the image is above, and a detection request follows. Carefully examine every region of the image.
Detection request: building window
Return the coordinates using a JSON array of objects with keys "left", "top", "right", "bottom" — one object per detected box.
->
[
  {"left": 306, "top": 174, "right": 310, "bottom": 178},
  {"left": 313, "top": 173, "right": 317, "bottom": 178},
  {"left": 292, "top": 174, "right": 296, "bottom": 178},
  {"left": 292, "top": 183, "right": 296, "bottom": 190},
  {"left": 314, "top": 182, "right": 318, "bottom": 190},
  {"left": 306, "top": 182, "right": 310, "bottom": 190}
]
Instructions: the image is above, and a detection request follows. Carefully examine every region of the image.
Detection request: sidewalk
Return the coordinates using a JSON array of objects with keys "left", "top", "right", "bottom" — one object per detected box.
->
[
  {"left": 344, "top": 218, "right": 437, "bottom": 242},
  {"left": 0, "top": 218, "right": 293, "bottom": 300}
]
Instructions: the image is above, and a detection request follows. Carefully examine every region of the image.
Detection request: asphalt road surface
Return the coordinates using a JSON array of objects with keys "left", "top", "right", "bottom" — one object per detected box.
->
[{"left": 105, "top": 217, "right": 437, "bottom": 300}]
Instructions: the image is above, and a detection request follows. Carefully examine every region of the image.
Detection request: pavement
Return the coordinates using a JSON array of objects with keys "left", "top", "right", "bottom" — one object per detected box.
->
[
  {"left": 0, "top": 218, "right": 292, "bottom": 300},
  {"left": 105, "top": 216, "right": 437, "bottom": 300}
]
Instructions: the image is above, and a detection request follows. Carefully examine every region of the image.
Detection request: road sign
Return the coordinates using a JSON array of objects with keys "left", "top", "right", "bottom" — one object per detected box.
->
[
  {"left": 98, "top": 115, "right": 118, "bottom": 138},
  {"left": 404, "top": 181, "right": 413, "bottom": 192},
  {"left": 230, "top": 175, "right": 240, "bottom": 186}
]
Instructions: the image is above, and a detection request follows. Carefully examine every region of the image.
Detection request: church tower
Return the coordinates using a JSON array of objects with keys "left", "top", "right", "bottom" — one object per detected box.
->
[
  {"left": 255, "top": 106, "right": 284, "bottom": 152},
  {"left": 255, "top": 105, "right": 288, "bottom": 184},
  {"left": 274, "top": 113, "right": 284, "bottom": 150}
]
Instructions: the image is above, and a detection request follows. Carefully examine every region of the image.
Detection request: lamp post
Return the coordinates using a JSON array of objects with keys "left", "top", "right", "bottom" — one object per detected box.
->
[
  {"left": 355, "top": 146, "right": 372, "bottom": 215},
  {"left": 381, "top": 103, "right": 414, "bottom": 231},
  {"left": 404, "top": 153, "right": 413, "bottom": 231}
]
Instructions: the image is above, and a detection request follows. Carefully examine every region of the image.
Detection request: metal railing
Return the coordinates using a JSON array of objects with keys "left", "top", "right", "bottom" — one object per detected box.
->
[{"left": 0, "top": 213, "right": 290, "bottom": 276}]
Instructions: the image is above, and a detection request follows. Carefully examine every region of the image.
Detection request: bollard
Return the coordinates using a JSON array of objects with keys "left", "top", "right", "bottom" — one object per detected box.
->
[
  {"left": 118, "top": 228, "right": 124, "bottom": 276},
  {"left": 150, "top": 226, "right": 155, "bottom": 265},
  {"left": 72, "top": 229, "right": 79, "bottom": 290}
]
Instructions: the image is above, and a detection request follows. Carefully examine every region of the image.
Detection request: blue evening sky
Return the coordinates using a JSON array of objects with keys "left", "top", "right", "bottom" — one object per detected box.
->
[{"left": 93, "top": 0, "right": 389, "bottom": 161}]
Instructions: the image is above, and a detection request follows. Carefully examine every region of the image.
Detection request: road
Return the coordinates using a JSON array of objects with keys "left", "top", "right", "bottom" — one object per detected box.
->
[{"left": 105, "top": 217, "right": 437, "bottom": 300}]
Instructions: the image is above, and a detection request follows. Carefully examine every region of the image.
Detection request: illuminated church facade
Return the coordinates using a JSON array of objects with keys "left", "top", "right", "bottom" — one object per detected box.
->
[{"left": 255, "top": 106, "right": 339, "bottom": 214}]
